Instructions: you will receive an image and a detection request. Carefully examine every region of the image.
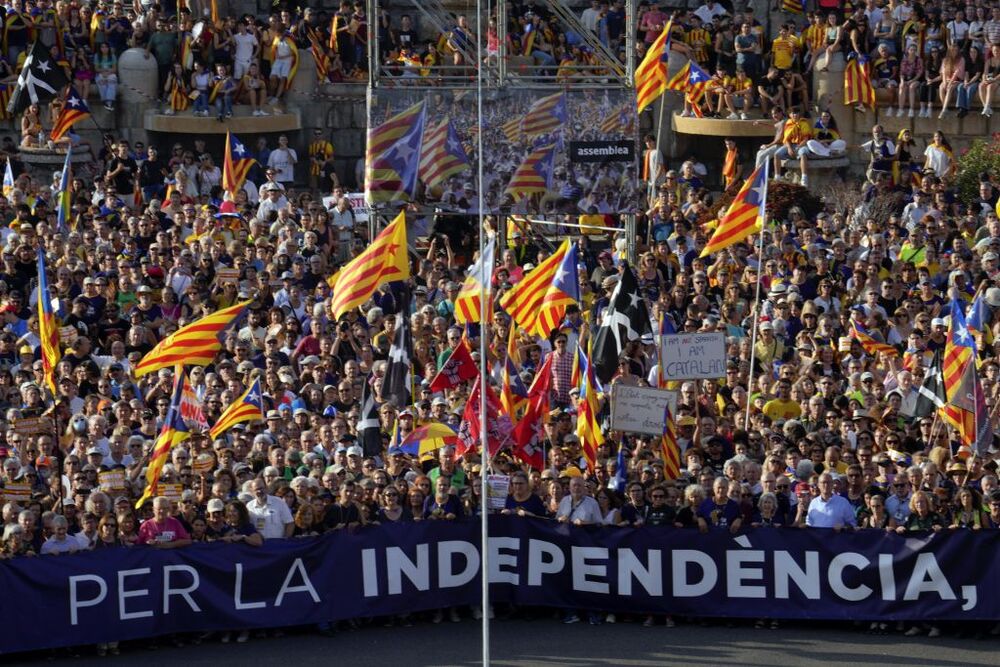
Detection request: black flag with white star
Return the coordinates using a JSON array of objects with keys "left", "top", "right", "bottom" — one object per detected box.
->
[
  {"left": 914, "top": 350, "right": 946, "bottom": 419},
  {"left": 382, "top": 290, "right": 413, "bottom": 409},
  {"left": 592, "top": 264, "right": 652, "bottom": 384},
  {"left": 8, "top": 41, "right": 69, "bottom": 116}
]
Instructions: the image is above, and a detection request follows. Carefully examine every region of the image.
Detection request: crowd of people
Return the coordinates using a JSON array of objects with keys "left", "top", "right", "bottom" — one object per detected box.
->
[{"left": 0, "top": 0, "right": 999, "bottom": 655}]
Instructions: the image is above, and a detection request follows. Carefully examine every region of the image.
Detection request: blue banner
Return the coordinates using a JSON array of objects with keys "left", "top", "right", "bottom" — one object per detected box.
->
[{"left": 2, "top": 517, "right": 998, "bottom": 653}]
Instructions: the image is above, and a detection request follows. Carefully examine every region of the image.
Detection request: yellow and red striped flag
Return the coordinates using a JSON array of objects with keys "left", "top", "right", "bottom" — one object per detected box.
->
[
  {"left": 575, "top": 343, "right": 603, "bottom": 472},
  {"left": 701, "top": 163, "right": 769, "bottom": 257},
  {"left": 418, "top": 118, "right": 471, "bottom": 189},
  {"left": 782, "top": 0, "right": 805, "bottom": 13},
  {"left": 36, "top": 249, "right": 60, "bottom": 395},
  {"left": 222, "top": 132, "right": 256, "bottom": 196},
  {"left": 844, "top": 56, "right": 876, "bottom": 108},
  {"left": 365, "top": 101, "right": 426, "bottom": 204},
  {"left": 504, "top": 143, "right": 556, "bottom": 201},
  {"left": 499, "top": 324, "right": 529, "bottom": 419},
  {"left": 209, "top": 378, "right": 265, "bottom": 439},
  {"left": 635, "top": 20, "right": 672, "bottom": 114},
  {"left": 499, "top": 239, "right": 579, "bottom": 337},
  {"left": 329, "top": 210, "right": 410, "bottom": 320},
  {"left": 661, "top": 403, "right": 681, "bottom": 479},
  {"left": 454, "top": 238, "right": 496, "bottom": 325},
  {"left": 134, "top": 301, "right": 251, "bottom": 377},
  {"left": 850, "top": 321, "right": 899, "bottom": 357},
  {"left": 501, "top": 116, "right": 523, "bottom": 143},
  {"left": 520, "top": 92, "right": 567, "bottom": 138},
  {"left": 135, "top": 369, "right": 190, "bottom": 508}
]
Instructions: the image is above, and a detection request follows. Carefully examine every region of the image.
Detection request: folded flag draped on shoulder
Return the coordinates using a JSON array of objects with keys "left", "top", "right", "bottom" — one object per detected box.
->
[
  {"left": 222, "top": 132, "right": 256, "bottom": 196},
  {"left": 134, "top": 300, "right": 251, "bottom": 377},
  {"left": 454, "top": 238, "right": 496, "bottom": 325},
  {"left": 592, "top": 265, "right": 652, "bottom": 384},
  {"left": 504, "top": 143, "right": 556, "bottom": 201},
  {"left": 399, "top": 421, "right": 458, "bottom": 456},
  {"left": 50, "top": 87, "right": 90, "bottom": 141},
  {"left": 701, "top": 162, "right": 769, "bottom": 257},
  {"left": 135, "top": 370, "right": 190, "bottom": 508},
  {"left": 575, "top": 345, "right": 604, "bottom": 472},
  {"left": 844, "top": 55, "right": 876, "bottom": 108},
  {"left": 520, "top": 92, "right": 567, "bottom": 138},
  {"left": 329, "top": 210, "right": 409, "bottom": 320},
  {"left": 510, "top": 354, "right": 553, "bottom": 469},
  {"left": 850, "top": 321, "right": 898, "bottom": 357},
  {"left": 429, "top": 334, "right": 479, "bottom": 392},
  {"left": 382, "top": 293, "right": 413, "bottom": 409},
  {"left": 55, "top": 147, "right": 71, "bottom": 234},
  {"left": 365, "top": 101, "right": 426, "bottom": 205},
  {"left": 418, "top": 118, "right": 471, "bottom": 190},
  {"left": 209, "top": 378, "right": 264, "bottom": 439},
  {"left": 635, "top": 21, "right": 672, "bottom": 114},
  {"left": 499, "top": 238, "right": 579, "bottom": 337},
  {"left": 36, "top": 249, "right": 60, "bottom": 395}
]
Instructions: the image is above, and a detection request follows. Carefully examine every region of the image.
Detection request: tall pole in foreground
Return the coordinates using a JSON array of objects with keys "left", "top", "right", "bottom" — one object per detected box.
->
[
  {"left": 743, "top": 162, "right": 770, "bottom": 431},
  {"left": 476, "top": 0, "right": 490, "bottom": 664}
]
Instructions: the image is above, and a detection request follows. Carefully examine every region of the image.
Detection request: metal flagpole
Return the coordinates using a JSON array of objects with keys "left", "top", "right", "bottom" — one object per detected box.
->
[
  {"left": 743, "top": 163, "right": 769, "bottom": 431},
  {"left": 476, "top": 0, "right": 490, "bottom": 664}
]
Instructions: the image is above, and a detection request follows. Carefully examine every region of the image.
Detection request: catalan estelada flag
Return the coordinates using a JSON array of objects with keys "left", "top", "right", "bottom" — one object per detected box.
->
[
  {"left": 635, "top": 20, "right": 672, "bottom": 114},
  {"left": 575, "top": 344, "right": 604, "bottom": 473},
  {"left": 454, "top": 237, "right": 496, "bottom": 325},
  {"left": 667, "top": 59, "right": 711, "bottom": 100},
  {"left": 844, "top": 55, "right": 876, "bottom": 108},
  {"left": 418, "top": 118, "right": 471, "bottom": 189},
  {"left": 500, "top": 325, "right": 529, "bottom": 419},
  {"left": 50, "top": 87, "right": 90, "bottom": 141},
  {"left": 499, "top": 238, "right": 579, "bottom": 337},
  {"left": 701, "top": 162, "right": 769, "bottom": 257},
  {"left": 504, "top": 143, "right": 556, "bottom": 201},
  {"left": 135, "top": 369, "right": 191, "bottom": 509},
  {"left": 36, "top": 249, "right": 60, "bottom": 395},
  {"left": 501, "top": 116, "right": 523, "bottom": 143},
  {"left": 55, "top": 147, "right": 71, "bottom": 234},
  {"left": 967, "top": 294, "right": 994, "bottom": 349},
  {"left": 329, "top": 210, "right": 409, "bottom": 320},
  {"left": 134, "top": 301, "right": 251, "bottom": 377},
  {"left": 940, "top": 300, "right": 989, "bottom": 458},
  {"left": 365, "top": 101, "right": 426, "bottom": 205},
  {"left": 782, "top": 0, "right": 805, "bottom": 14},
  {"left": 209, "top": 378, "right": 264, "bottom": 439},
  {"left": 666, "top": 60, "right": 691, "bottom": 91},
  {"left": 850, "top": 321, "right": 898, "bottom": 357},
  {"left": 600, "top": 103, "right": 631, "bottom": 134},
  {"left": 520, "top": 92, "right": 567, "bottom": 138},
  {"left": 222, "top": 132, "right": 256, "bottom": 196}
]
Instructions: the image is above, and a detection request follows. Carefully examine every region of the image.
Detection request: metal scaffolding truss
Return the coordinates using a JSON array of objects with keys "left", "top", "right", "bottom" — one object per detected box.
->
[{"left": 367, "top": 0, "right": 636, "bottom": 90}]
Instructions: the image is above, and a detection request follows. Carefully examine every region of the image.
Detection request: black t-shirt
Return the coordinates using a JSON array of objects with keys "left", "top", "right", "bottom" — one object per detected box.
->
[
  {"left": 106, "top": 157, "right": 137, "bottom": 193},
  {"left": 642, "top": 504, "right": 676, "bottom": 526}
]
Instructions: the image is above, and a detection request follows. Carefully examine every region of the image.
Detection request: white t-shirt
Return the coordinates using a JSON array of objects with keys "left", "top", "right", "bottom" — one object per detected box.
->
[
  {"left": 233, "top": 32, "right": 258, "bottom": 62},
  {"left": 246, "top": 494, "right": 293, "bottom": 539},
  {"left": 556, "top": 494, "right": 603, "bottom": 525},
  {"left": 267, "top": 148, "right": 298, "bottom": 183}
]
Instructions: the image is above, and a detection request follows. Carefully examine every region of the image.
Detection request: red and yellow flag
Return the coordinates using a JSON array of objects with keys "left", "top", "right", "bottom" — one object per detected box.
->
[
  {"left": 135, "top": 369, "right": 191, "bottom": 508},
  {"left": 329, "top": 211, "right": 410, "bottom": 320},
  {"left": 36, "top": 249, "right": 60, "bottom": 395},
  {"left": 134, "top": 301, "right": 251, "bottom": 377},
  {"left": 635, "top": 21, "right": 672, "bottom": 114},
  {"left": 701, "top": 163, "right": 769, "bottom": 257}
]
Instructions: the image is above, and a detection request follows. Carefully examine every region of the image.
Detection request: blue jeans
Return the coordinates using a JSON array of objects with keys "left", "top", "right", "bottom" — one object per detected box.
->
[
  {"left": 194, "top": 91, "right": 209, "bottom": 113},
  {"left": 215, "top": 94, "right": 232, "bottom": 118},
  {"left": 958, "top": 82, "right": 979, "bottom": 110}
]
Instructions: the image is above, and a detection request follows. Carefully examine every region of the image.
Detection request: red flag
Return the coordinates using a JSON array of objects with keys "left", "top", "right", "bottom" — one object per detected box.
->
[
  {"left": 510, "top": 354, "right": 554, "bottom": 470},
  {"left": 429, "top": 337, "right": 479, "bottom": 392},
  {"left": 456, "top": 378, "right": 512, "bottom": 458}
]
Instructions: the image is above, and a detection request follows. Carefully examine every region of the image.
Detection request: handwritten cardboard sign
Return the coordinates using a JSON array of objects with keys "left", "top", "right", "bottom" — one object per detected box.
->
[
  {"left": 609, "top": 385, "right": 678, "bottom": 436},
  {"left": 659, "top": 332, "right": 726, "bottom": 381},
  {"left": 486, "top": 474, "right": 509, "bottom": 510}
]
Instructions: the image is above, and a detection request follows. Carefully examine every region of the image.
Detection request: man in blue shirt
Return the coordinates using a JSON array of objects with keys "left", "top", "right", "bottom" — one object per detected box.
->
[{"left": 806, "top": 472, "right": 858, "bottom": 529}]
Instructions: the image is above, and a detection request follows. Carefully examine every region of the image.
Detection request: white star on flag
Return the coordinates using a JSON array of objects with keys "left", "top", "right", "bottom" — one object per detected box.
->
[
  {"left": 233, "top": 142, "right": 246, "bottom": 156},
  {"left": 67, "top": 96, "right": 80, "bottom": 107},
  {"left": 246, "top": 390, "right": 260, "bottom": 404},
  {"left": 36, "top": 60, "right": 52, "bottom": 73}
]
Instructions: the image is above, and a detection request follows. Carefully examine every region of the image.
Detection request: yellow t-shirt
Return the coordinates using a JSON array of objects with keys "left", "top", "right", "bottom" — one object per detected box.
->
[
  {"left": 781, "top": 119, "right": 812, "bottom": 145},
  {"left": 763, "top": 398, "right": 802, "bottom": 421},
  {"left": 772, "top": 36, "right": 797, "bottom": 70}
]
